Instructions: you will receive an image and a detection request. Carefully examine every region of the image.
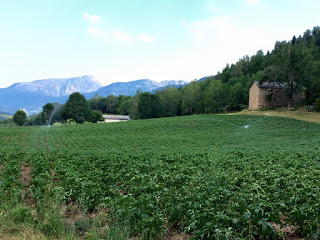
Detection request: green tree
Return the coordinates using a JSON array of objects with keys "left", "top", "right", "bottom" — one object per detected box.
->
[
  {"left": 88, "top": 96, "right": 103, "bottom": 112},
  {"left": 263, "top": 42, "right": 315, "bottom": 106},
  {"left": 62, "top": 92, "right": 89, "bottom": 124},
  {"left": 138, "top": 92, "right": 152, "bottom": 119},
  {"left": 150, "top": 94, "right": 163, "bottom": 118},
  {"left": 159, "top": 87, "right": 182, "bottom": 117},
  {"left": 105, "top": 95, "right": 119, "bottom": 114},
  {"left": 228, "top": 82, "right": 247, "bottom": 110},
  {"left": 118, "top": 96, "right": 132, "bottom": 115},
  {"left": 204, "top": 80, "right": 229, "bottom": 113},
  {"left": 13, "top": 110, "right": 27, "bottom": 126},
  {"left": 43, "top": 103, "right": 55, "bottom": 124},
  {"left": 88, "top": 110, "right": 104, "bottom": 123},
  {"left": 181, "top": 81, "right": 202, "bottom": 115},
  {"left": 128, "top": 91, "right": 142, "bottom": 119}
]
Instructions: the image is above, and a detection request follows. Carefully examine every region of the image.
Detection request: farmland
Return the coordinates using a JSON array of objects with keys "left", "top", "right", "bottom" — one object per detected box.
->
[{"left": 0, "top": 114, "right": 320, "bottom": 239}]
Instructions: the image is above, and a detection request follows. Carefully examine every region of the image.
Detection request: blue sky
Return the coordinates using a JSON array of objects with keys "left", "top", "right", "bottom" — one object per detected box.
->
[{"left": 0, "top": 0, "right": 319, "bottom": 87}]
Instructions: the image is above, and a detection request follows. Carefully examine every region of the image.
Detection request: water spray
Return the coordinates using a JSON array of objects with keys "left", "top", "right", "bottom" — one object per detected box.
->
[
  {"left": 211, "top": 114, "right": 270, "bottom": 152},
  {"left": 47, "top": 105, "right": 60, "bottom": 127},
  {"left": 45, "top": 105, "right": 61, "bottom": 162}
]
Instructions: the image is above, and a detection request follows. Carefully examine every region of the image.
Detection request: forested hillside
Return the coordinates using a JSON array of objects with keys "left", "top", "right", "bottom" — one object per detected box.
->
[{"left": 86, "top": 26, "right": 320, "bottom": 119}]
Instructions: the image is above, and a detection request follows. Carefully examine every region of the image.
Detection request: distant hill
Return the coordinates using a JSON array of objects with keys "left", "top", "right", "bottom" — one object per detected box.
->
[
  {"left": 3, "top": 75, "right": 102, "bottom": 97},
  {"left": 91, "top": 79, "right": 189, "bottom": 98},
  {"left": 0, "top": 77, "right": 189, "bottom": 113},
  {"left": 198, "top": 76, "right": 211, "bottom": 81},
  {"left": 150, "top": 84, "right": 186, "bottom": 94},
  {"left": 0, "top": 75, "right": 102, "bottom": 113},
  {"left": 0, "top": 111, "right": 12, "bottom": 120}
]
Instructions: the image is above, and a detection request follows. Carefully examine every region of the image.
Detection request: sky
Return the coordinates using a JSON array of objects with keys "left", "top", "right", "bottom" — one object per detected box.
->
[{"left": 0, "top": 0, "right": 319, "bottom": 88}]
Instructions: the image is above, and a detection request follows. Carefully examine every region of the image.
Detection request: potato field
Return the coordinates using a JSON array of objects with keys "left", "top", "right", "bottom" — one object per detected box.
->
[{"left": 0, "top": 115, "right": 320, "bottom": 239}]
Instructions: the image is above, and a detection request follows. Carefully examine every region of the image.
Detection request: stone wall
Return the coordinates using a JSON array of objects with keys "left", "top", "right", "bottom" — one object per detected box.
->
[
  {"left": 266, "top": 88, "right": 287, "bottom": 108},
  {"left": 249, "top": 83, "right": 264, "bottom": 110},
  {"left": 249, "top": 82, "right": 305, "bottom": 110}
]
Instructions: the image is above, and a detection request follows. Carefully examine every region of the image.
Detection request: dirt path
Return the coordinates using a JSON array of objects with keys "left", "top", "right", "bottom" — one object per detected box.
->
[
  {"left": 227, "top": 109, "right": 320, "bottom": 124},
  {"left": 43, "top": 135, "right": 48, "bottom": 150},
  {"left": 21, "top": 163, "right": 31, "bottom": 186},
  {"left": 20, "top": 162, "right": 35, "bottom": 207}
]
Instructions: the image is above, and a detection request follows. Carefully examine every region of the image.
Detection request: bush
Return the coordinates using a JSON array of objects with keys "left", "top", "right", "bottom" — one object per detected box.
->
[
  {"left": 88, "top": 110, "right": 104, "bottom": 123},
  {"left": 314, "top": 98, "right": 320, "bottom": 112}
]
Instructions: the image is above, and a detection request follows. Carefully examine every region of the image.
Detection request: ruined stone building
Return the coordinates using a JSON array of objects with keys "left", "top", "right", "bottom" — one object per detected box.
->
[{"left": 249, "top": 81, "right": 304, "bottom": 110}]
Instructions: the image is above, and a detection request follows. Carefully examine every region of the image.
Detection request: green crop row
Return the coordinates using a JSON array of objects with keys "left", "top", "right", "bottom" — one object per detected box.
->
[{"left": 0, "top": 115, "right": 320, "bottom": 239}]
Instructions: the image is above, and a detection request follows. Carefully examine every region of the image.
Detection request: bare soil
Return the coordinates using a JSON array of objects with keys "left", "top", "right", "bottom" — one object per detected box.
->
[
  {"left": 272, "top": 215, "right": 303, "bottom": 240},
  {"left": 20, "top": 162, "right": 36, "bottom": 207},
  {"left": 43, "top": 135, "right": 48, "bottom": 149}
]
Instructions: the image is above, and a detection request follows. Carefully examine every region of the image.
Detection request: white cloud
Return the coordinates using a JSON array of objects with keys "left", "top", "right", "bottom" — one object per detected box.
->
[
  {"left": 189, "top": 17, "right": 232, "bottom": 40},
  {"left": 155, "top": 15, "right": 287, "bottom": 82},
  {"left": 137, "top": 34, "right": 155, "bottom": 42},
  {"left": 111, "top": 31, "right": 155, "bottom": 42},
  {"left": 83, "top": 13, "right": 102, "bottom": 23},
  {"left": 245, "top": 0, "right": 259, "bottom": 4},
  {"left": 112, "top": 30, "right": 134, "bottom": 41},
  {"left": 83, "top": 13, "right": 153, "bottom": 43},
  {"left": 87, "top": 27, "right": 107, "bottom": 37},
  {"left": 206, "top": 0, "right": 223, "bottom": 12},
  {"left": 88, "top": 28, "right": 154, "bottom": 43}
]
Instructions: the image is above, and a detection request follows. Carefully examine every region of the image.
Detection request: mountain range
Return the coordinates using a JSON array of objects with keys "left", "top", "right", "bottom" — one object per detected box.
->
[
  {"left": 0, "top": 76, "right": 188, "bottom": 114},
  {"left": 6, "top": 75, "right": 103, "bottom": 97},
  {"left": 92, "top": 79, "right": 187, "bottom": 98}
]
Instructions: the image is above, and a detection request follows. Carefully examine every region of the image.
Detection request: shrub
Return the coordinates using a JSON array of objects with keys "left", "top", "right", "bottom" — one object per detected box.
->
[
  {"left": 88, "top": 110, "right": 104, "bottom": 123},
  {"left": 8, "top": 205, "right": 34, "bottom": 224}
]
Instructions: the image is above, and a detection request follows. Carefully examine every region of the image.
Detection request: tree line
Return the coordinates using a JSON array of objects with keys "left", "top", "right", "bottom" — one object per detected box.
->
[
  {"left": 88, "top": 26, "right": 320, "bottom": 119},
  {"left": 9, "top": 93, "right": 104, "bottom": 126},
  {"left": 6, "top": 26, "right": 320, "bottom": 126}
]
